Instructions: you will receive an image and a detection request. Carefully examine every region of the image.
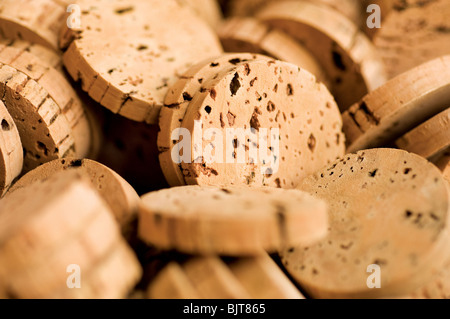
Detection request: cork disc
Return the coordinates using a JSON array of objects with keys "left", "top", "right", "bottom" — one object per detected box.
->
[
  {"left": 60, "top": 0, "right": 222, "bottom": 124},
  {"left": 0, "top": 171, "right": 121, "bottom": 297},
  {"left": 0, "top": 64, "right": 75, "bottom": 172},
  {"left": 218, "top": 17, "right": 329, "bottom": 86},
  {"left": 257, "top": 0, "right": 387, "bottom": 111},
  {"left": 8, "top": 158, "right": 140, "bottom": 227},
  {"left": 159, "top": 53, "right": 268, "bottom": 187},
  {"left": 0, "top": 44, "right": 92, "bottom": 160},
  {"left": 374, "top": 0, "right": 450, "bottom": 79},
  {"left": 0, "top": 100, "right": 22, "bottom": 196},
  {"left": 395, "top": 108, "right": 450, "bottom": 159},
  {"left": 343, "top": 56, "right": 450, "bottom": 153},
  {"left": 51, "top": 241, "right": 142, "bottom": 299},
  {"left": 282, "top": 148, "right": 450, "bottom": 298},
  {"left": 179, "top": 59, "right": 345, "bottom": 188},
  {"left": 138, "top": 185, "right": 328, "bottom": 255},
  {"left": 0, "top": 0, "right": 65, "bottom": 51}
]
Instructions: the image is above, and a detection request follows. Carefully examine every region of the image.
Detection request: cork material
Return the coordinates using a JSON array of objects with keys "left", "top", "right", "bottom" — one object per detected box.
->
[
  {"left": 0, "top": 44, "right": 92, "bottom": 160},
  {"left": 257, "top": 0, "right": 387, "bottom": 111},
  {"left": 8, "top": 158, "right": 140, "bottom": 228},
  {"left": 159, "top": 53, "right": 269, "bottom": 187},
  {"left": 138, "top": 185, "right": 328, "bottom": 255},
  {"left": 283, "top": 149, "right": 450, "bottom": 298},
  {"left": 182, "top": 0, "right": 223, "bottom": 29},
  {"left": 218, "top": 17, "right": 329, "bottom": 86},
  {"left": 0, "top": 64, "right": 75, "bottom": 172},
  {"left": 0, "top": 100, "right": 22, "bottom": 196},
  {"left": 0, "top": 0, "right": 65, "bottom": 51},
  {"left": 396, "top": 108, "right": 450, "bottom": 160},
  {"left": 374, "top": 0, "right": 450, "bottom": 79},
  {"left": 179, "top": 59, "right": 344, "bottom": 188},
  {"left": 343, "top": 56, "right": 450, "bottom": 153},
  {"left": 60, "top": 0, "right": 223, "bottom": 124}
]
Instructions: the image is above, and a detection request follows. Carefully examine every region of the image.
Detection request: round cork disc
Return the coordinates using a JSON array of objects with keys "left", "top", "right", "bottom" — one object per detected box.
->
[
  {"left": 257, "top": 0, "right": 387, "bottom": 111},
  {"left": 227, "top": 254, "right": 304, "bottom": 299},
  {"left": 51, "top": 241, "right": 142, "bottom": 299},
  {"left": 8, "top": 158, "right": 140, "bottom": 227},
  {"left": 343, "top": 56, "right": 450, "bottom": 153},
  {"left": 60, "top": 0, "right": 222, "bottom": 124},
  {"left": 218, "top": 17, "right": 329, "bottom": 86},
  {"left": 374, "top": 0, "right": 450, "bottom": 79},
  {"left": 138, "top": 185, "right": 328, "bottom": 256},
  {"left": 0, "top": 100, "right": 22, "bottom": 196},
  {"left": 282, "top": 148, "right": 450, "bottom": 298},
  {"left": 0, "top": 64, "right": 75, "bottom": 172},
  {"left": 0, "top": 171, "right": 121, "bottom": 298},
  {"left": 0, "top": 44, "right": 92, "bottom": 160},
  {"left": 179, "top": 59, "right": 345, "bottom": 188},
  {"left": 395, "top": 108, "right": 450, "bottom": 159},
  {"left": 159, "top": 53, "right": 269, "bottom": 187},
  {"left": 0, "top": 0, "right": 65, "bottom": 51}
]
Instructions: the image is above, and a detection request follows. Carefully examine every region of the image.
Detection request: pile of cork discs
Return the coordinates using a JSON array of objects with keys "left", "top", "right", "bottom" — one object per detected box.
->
[{"left": 0, "top": 0, "right": 449, "bottom": 299}]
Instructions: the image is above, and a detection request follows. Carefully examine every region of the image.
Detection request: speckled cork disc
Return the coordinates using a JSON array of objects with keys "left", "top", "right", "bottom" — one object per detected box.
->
[
  {"left": 257, "top": 0, "right": 387, "bottom": 111},
  {"left": 343, "top": 56, "right": 450, "bottom": 153},
  {"left": 159, "top": 53, "right": 269, "bottom": 187},
  {"left": 374, "top": 0, "right": 450, "bottom": 79},
  {"left": 8, "top": 158, "right": 140, "bottom": 228},
  {"left": 282, "top": 148, "right": 450, "bottom": 299},
  {"left": 0, "top": 0, "right": 65, "bottom": 51},
  {"left": 0, "top": 170, "right": 141, "bottom": 298},
  {"left": 60, "top": 0, "right": 222, "bottom": 124},
  {"left": 179, "top": 59, "right": 345, "bottom": 188},
  {"left": 148, "top": 254, "right": 303, "bottom": 299},
  {"left": 0, "top": 100, "right": 22, "bottom": 196},
  {"left": 218, "top": 17, "right": 328, "bottom": 85},
  {"left": 0, "top": 44, "right": 92, "bottom": 161},
  {"left": 227, "top": 0, "right": 364, "bottom": 28},
  {"left": 0, "top": 64, "right": 75, "bottom": 172},
  {"left": 138, "top": 185, "right": 328, "bottom": 255},
  {"left": 395, "top": 108, "right": 450, "bottom": 160}
]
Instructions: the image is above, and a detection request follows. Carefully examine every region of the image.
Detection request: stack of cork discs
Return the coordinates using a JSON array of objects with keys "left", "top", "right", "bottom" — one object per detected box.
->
[{"left": 0, "top": 0, "right": 449, "bottom": 300}]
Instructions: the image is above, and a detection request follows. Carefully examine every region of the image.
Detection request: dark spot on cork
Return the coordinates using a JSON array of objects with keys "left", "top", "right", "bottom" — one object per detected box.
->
[
  {"left": 250, "top": 77, "right": 257, "bottom": 87},
  {"left": 405, "top": 210, "right": 413, "bottom": 218},
  {"left": 307, "top": 134, "right": 316, "bottom": 152},
  {"left": 287, "top": 83, "right": 294, "bottom": 96},
  {"left": 267, "top": 101, "right": 276, "bottom": 112},
  {"left": 243, "top": 63, "right": 250, "bottom": 76},
  {"left": 227, "top": 112, "right": 236, "bottom": 126},
  {"left": 404, "top": 168, "right": 411, "bottom": 175},
  {"left": 230, "top": 73, "right": 241, "bottom": 96},
  {"left": 182, "top": 92, "right": 192, "bottom": 101},
  {"left": 250, "top": 108, "right": 261, "bottom": 130},
  {"left": 228, "top": 58, "right": 242, "bottom": 65},
  {"left": 1, "top": 119, "right": 10, "bottom": 131},
  {"left": 332, "top": 50, "right": 346, "bottom": 71},
  {"left": 115, "top": 6, "right": 134, "bottom": 14},
  {"left": 275, "top": 178, "right": 281, "bottom": 188},
  {"left": 137, "top": 45, "right": 148, "bottom": 51},
  {"left": 210, "top": 62, "right": 219, "bottom": 67},
  {"left": 210, "top": 89, "right": 217, "bottom": 101},
  {"left": 219, "top": 113, "right": 225, "bottom": 128},
  {"left": 221, "top": 188, "right": 231, "bottom": 194},
  {"left": 26, "top": 64, "right": 33, "bottom": 71},
  {"left": 273, "top": 83, "right": 278, "bottom": 92},
  {"left": 369, "top": 169, "right": 378, "bottom": 177},
  {"left": 69, "top": 159, "right": 83, "bottom": 167},
  {"left": 205, "top": 106, "right": 212, "bottom": 114}
]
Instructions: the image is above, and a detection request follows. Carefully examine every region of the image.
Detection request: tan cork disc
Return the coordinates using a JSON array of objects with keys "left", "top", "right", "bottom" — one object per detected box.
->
[
  {"left": 60, "top": 0, "right": 223, "bottom": 124},
  {"left": 257, "top": 0, "right": 387, "bottom": 111},
  {"left": 0, "top": 171, "right": 122, "bottom": 298},
  {"left": 0, "top": 0, "right": 65, "bottom": 51},
  {"left": 218, "top": 17, "right": 329, "bottom": 86},
  {"left": 147, "top": 262, "right": 200, "bottom": 299},
  {"left": 395, "top": 108, "right": 450, "bottom": 160},
  {"left": 282, "top": 148, "right": 450, "bottom": 298},
  {"left": 182, "top": 257, "right": 251, "bottom": 299},
  {"left": 138, "top": 185, "right": 328, "bottom": 256},
  {"left": 51, "top": 241, "right": 142, "bottom": 299},
  {"left": 0, "top": 44, "right": 92, "bottom": 160},
  {"left": 227, "top": 0, "right": 364, "bottom": 27},
  {"left": 179, "top": 59, "right": 345, "bottom": 188},
  {"left": 228, "top": 253, "right": 304, "bottom": 299},
  {"left": 182, "top": 0, "right": 223, "bottom": 29},
  {"left": 343, "top": 56, "right": 450, "bottom": 153},
  {"left": 159, "top": 53, "right": 269, "bottom": 187},
  {"left": 8, "top": 158, "right": 140, "bottom": 228},
  {"left": 0, "top": 64, "right": 75, "bottom": 172},
  {"left": 374, "top": 0, "right": 450, "bottom": 79},
  {"left": 0, "top": 100, "right": 22, "bottom": 196}
]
